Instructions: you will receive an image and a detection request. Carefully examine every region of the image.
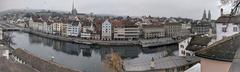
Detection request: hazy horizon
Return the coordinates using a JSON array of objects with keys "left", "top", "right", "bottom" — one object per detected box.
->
[{"left": 0, "top": 0, "right": 233, "bottom": 19}]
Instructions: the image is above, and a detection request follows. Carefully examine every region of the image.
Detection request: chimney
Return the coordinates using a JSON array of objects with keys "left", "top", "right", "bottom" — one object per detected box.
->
[{"left": 221, "top": 8, "right": 223, "bottom": 16}]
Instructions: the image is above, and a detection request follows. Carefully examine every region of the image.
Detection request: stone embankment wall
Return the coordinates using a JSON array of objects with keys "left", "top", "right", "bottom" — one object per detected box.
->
[{"left": 12, "top": 48, "right": 81, "bottom": 72}]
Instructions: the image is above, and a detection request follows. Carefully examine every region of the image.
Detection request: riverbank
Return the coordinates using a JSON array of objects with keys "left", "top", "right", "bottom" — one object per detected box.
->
[
  {"left": 1, "top": 21, "right": 180, "bottom": 47},
  {"left": 23, "top": 29, "right": 139, "bottom": 46}
]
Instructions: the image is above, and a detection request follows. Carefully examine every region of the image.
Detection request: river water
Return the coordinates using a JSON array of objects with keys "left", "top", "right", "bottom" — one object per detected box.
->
[{"left": 9, "top": 31, "right": 179, "bottom": 72}]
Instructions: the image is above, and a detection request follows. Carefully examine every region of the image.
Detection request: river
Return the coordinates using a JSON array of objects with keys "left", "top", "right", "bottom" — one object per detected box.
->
[{"left": 8, "top": 31, "right": 179, "bottom": 72}]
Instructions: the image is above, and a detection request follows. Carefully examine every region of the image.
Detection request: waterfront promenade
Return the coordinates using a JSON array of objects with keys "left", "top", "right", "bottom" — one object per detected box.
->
[
  {"left": 0, "top": 21, "right": 180, "bottom": 47},
  {"left": 24, "top": 29, "right": 139, "bottom": 45}
]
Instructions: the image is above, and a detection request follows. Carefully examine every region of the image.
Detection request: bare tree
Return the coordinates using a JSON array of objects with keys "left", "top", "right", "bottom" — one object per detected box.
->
[
  {"left": 3, "top": 32, "right": 15, "bottom": 46},
  {"left": 104, "top": 52, "right": 124, "bottom": 72},
  {"left": 220, "top": 0, "right": 240, "bottom": 6}
]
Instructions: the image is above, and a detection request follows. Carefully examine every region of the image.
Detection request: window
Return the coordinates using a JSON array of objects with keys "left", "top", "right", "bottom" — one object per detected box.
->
[
  {"left": 233, "top": 27, "right": 238, "bottom": 32},
  {"left": 222, "top": 27, "right": 227, "bottom": 32},
  {"left": 180, "top": 45, "right": 184, "bottom": 48},
  {"left": 177, "top": 66, "right": 186, "bottom": 71},
  {"left": 181, "top": 50, "right": 185, "bottom": 55},
  {"left": 166, "top": 69, "right": 174, "bottom": 72}
]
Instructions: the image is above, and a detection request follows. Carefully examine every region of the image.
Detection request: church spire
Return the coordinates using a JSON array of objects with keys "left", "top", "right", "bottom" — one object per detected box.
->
[
  {"left": 71, "top": 0, "right": 77, "bottom": 15},
  {"left": 208, "top": 10, "right": 211, "bottom": 20},
  {"left": 72, "top": 0, "right": 75, "bottom": 10},
  {"left": 202, "top": 10, "right": 207, "bottom": 20}
]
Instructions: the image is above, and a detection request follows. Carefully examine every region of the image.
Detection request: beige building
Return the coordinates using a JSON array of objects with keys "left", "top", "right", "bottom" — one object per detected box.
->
[
  {"left": 61, "top": 23, "right": 68, "bottom": 36},
  {"left": 142, "top": 25, "right": 165, "bottom": 39},
  {"left": 52, "top": 22, "right": 65, "bottom": 35},
  {"left": 165, "top": 23, "right": 190, "bottom": 37},
  {"left": 114, "top": 26, "right": 140, "bottom": 40}
]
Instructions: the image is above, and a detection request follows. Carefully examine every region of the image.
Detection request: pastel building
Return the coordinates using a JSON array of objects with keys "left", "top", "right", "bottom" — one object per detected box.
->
[
  {"left": 67, "top": 21, "right": 81, "bottom": 37},
  {"left": 101, "top": 19, "right": 112, "bottom": 40}
]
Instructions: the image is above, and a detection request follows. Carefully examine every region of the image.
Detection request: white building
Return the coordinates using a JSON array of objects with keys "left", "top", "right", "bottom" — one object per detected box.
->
[
  {"left": 179, "top": 36, "right": 212, "bottom": 56},
  {"left": 215, "top": 9, "right": 240, "bottom": 41},
  {"left": 0, "top": 28, "right": 3, "bottom": 40},
  {"left": 43, "top": 22, "right": 53, "bottom": 34},
  {"left": 216, "top": 23, "right": 239, "bottom": 41},
  {"left": 216, "top": 16, "right": 240, "bottom": 41},
  {"left": 101, "top": 19, "right": 112, "bottom": 40},
  {"left": 178, "top": 37, "right": 192, "bottom": 56},
  {"left": 67, "top": 21, "right": 81, "bottom": 37},
  {"left": 184, "top": 63, "right": 201, "bottom": 72},
  {"left": 0, "top": 45, "right": 9, "bottom": 60}
]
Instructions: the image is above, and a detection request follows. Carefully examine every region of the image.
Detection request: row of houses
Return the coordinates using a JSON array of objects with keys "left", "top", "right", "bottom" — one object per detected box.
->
[{"left": 20, "top": 14, "right": 192, "bottom": 41}]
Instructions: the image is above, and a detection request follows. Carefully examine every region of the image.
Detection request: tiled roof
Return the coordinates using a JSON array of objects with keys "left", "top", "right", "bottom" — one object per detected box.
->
[
  {"left": 164, "top": 23, "right": 181, "bottom": 26},
  {"left": 124, "top": 56, "right": 200, "bottom": 72},
  {"left": 196, "top": 33, "right": 240, "bottom": 62},
  {"left": 142, "top": 25, "right": 164, "bottom": 28},
  {"left": 0, "top": 57, "right": 38, "bottom": 72},
  {"left": 12, "top": 48, "right": 80, "bottom": 72},
  {"left": 216, "top": 15, "right": 240, "bottom": 23},
  {"left": 186, "top": 36, "right": 212, "bottom": 51}
]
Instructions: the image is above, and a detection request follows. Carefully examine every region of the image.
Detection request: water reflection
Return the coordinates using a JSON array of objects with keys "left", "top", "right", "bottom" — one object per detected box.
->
[{"left": 10, "top": 31, "right": 178, "bottom": 72}]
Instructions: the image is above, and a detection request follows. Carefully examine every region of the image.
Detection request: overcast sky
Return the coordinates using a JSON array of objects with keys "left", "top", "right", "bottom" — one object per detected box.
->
[{"left": 0, "top": 0, "right": 233, "bottom": 20}]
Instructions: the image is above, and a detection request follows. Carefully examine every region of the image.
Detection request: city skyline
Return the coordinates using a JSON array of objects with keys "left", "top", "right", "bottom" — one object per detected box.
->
[{"left": 0, "top": 0, "right": 232, "bottom": 20}]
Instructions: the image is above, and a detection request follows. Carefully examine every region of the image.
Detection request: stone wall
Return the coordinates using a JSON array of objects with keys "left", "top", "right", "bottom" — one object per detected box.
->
[{"left": 12, "top": 48, "right": 81, "bottom": 72}]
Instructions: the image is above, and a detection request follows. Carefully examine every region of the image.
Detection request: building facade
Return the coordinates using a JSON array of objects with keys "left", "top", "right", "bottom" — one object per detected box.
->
[
  {"left": 192, "top": 10, "right": 212, "bottom": 35},
  {"left": 114, "top": 26, "right": 140, "bottom": 40},
  {"left": 101, "top": 19, "right": 112, "bottom": 40},
  {"left": 179, "top": 37, "right": 192, "bottom": 56},
  {"left": 142, "top": 25, "right": 165, "bottom": 39},
  {"left": 165, "top": 23, "right": 183, "bottom": 37},
  {"left": 179, "top": 36, "right": 211, "bottom": 56},
  {"left": 67, "top": 21, "right": 81, "bottom": 37},
  {"left": 216, "top": 15, "right": 240, "bottom": 41}
]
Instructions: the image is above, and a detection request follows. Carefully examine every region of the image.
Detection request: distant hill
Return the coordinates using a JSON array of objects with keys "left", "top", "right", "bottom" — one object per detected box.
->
[{"left": 0, "top": 9, "right": 68, "bottom": 16}]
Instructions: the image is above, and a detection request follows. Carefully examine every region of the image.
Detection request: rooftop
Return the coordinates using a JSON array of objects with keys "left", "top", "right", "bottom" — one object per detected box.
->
[
  {"left": 0, "top": 57, "right": 38, "bottom": 72},
  {"left": 124, "top": 56, "right": 200, "bottom": 72},
  {"left": 195, "top": 33, "right": 240, "bottom": 62},
  {"left": 216, "top": 15, "right": 240, "bottom": 23},
  {"left": 186, "top": 36, "right": 212, "bottom": 51}
]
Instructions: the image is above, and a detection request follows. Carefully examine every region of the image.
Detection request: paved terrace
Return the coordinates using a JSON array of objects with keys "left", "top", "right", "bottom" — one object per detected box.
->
[
  {"left": 0, "top": 57, "right": 39, "bottom": 72},
  {"left": 123, "top": 56, "right": 200, "bottom": 72},
  {"left": 12, "top": 48, "right": 81, "bottom": 72}
]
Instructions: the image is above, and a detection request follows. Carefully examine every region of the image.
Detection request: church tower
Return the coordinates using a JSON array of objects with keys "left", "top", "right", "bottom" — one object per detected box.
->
[
  {"left": 208, "top": 10, "right": 211, "bottom": 21},
  {"left": 202, "top": 10, "right": 207, "bottom": 20},
  {"left": 71, "top": 0, "right": 77, "bottom": 15}
]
